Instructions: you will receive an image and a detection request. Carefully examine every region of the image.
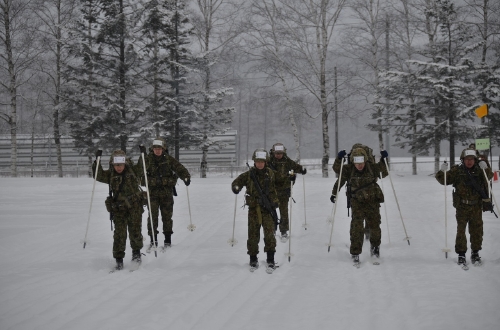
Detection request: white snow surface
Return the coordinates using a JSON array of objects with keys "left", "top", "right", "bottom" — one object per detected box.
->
[{"left": 1, "top": 168, "right": 500, "bottom": 330}]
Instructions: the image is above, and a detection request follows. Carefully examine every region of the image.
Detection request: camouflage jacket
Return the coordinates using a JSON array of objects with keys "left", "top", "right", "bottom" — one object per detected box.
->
[
  {"left": 435, "top": 164, "right": 493, "bottom": 203},
  {"left": 268, "top": 156, "right": 304, "bottom": 193},
  {"left": 332, "top": 161, "right": 388, "bottom": 204},
  {"left": 232, "top": 166, "right": 279, "bottom": 207},
  {"left": 92, "top": 161, "right": 144, "bottom": 210},
  {"left": 137, "top": 152, "right": 190, "bottom": 190}
]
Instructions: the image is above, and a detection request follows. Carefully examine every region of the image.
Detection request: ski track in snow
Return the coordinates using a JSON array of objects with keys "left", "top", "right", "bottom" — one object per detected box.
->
[{"left": 1, "top": 172, "right": 500, "bottom": 330}]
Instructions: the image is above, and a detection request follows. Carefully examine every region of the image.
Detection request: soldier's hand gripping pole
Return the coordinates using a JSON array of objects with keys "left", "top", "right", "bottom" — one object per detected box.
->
[
  {"left": 140, "top": 145, "right": 157, "bottom": 257},
  {"left": 327, "top": 157, "right": 345, "bottom": 252},
  {"left": 83, "top": 149, "right": 101, "bottom": 249},
  {"left": 441, "top": 161, "right": 451, "bottom": 258},
  {"left": 384, "top": 158, "right": 411, "bottom": 245}
]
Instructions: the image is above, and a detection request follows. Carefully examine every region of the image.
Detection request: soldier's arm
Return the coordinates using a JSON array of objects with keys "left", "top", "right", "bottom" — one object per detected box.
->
[
  {"left": 93, "top": 161, "right": 110, "bottom": 184},
  {"left": 332, "top": 166, "right": 348, "bottom": 194},
  {"left": 332, "top": 157, "right": 343, "bottom": 174},
  {"left": 169, "top": 156, "right": 191, "bottom": 181},
  {"left": 377, "top": 159, "right": 389, "bottom": 178},
  {"left": 231, "top": 171, "right": 248, "bottom": 193}
]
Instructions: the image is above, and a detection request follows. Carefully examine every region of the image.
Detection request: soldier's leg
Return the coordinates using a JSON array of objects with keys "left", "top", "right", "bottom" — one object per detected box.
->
[
  {"left": 468, "top": 206, "right": 483, "bottom": 252},
  {"left": 128, "top": 207, "right": 144, "bottom": 252},
  {"left": 160, "top": 193, "right": 174, "bottom": 243},
  {"left": 367, "top": 205, "right": 382, "bottom": 248},
  {"left": 247, "top": 207, "right": 261, "bottom": 257},
  {"left": 349, "top": 206, "right": 365, "bottom": 255},
  {"left": 262, "top": 213, "right": 277, "bottom": 253},
  {"left": 147, "top": 194, "right": 161, "bottom": 241},
  {"left": 112, "top": 214, "right": 127, "bottom": 259},
  {"left": 278, "top": 197, "right": 289, "bottom": 233},
  {"left": 455, "top": 207, "right": 469, "bottom": 254}
]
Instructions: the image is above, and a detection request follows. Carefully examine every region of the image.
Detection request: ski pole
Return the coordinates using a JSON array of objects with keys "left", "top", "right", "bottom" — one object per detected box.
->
[
  {"left": 227, "top": 194, "right": 238, "bottom": 246},
  {"left": 302, "top": 174, "right": 308, "bottom": 230},
  {"left": 379, "top": 172, "right": 391, "bottom": 245},
  {"left": 442, "top": 161, "right": 451, "bottom": 258},
  {"left": 140, "top": 147, "right": 157, "bottom": 257},
  {"left": 327, "top": 158, "right": 345, "bottom": 252},
  {"left": 285, "top": 173, "right": 294, "bottom": 262},
  {"left": 82, "top": 150, "right": 101, "bottom": 249},
  {"left": 384, "top": 158, "right": 411, "bottom": 245},
  {"left": 186, "top": 185, "right": 196, "bottom": 231}
]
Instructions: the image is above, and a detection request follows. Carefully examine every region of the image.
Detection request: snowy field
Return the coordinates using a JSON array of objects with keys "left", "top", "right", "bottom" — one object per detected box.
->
[{"left": 1, "top": 165, "right": 500, "bottom": 330}]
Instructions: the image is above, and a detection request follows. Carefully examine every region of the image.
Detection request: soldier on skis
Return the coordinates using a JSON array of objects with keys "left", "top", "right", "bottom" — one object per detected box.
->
[
  {"left": 93, "top": 150, "right": 145, "bottom": 271},
  {"left": 330, "top": 146, "right": 389, "bottom": 265},
  {"left": 435, "top": 147, "right": 494, "bottom": 266},
  {"left": 137, "top": 138, "right": 191, "bottom": 251},
  {"left": 231, "top": 149, "right": 279, "bottom": 272},
  {"left": 268, "top": 143, "right": 306, "bottom": 241}
]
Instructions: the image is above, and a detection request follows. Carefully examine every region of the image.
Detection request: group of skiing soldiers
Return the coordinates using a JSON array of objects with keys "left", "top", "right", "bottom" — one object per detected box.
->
[{"left": 91, "top": 138, "right": 496, "bottom": 272}]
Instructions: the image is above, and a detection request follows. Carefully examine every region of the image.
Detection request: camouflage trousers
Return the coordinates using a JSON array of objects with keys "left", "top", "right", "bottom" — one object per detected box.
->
[
  {"left": 112, "top": 206, "right": 144, "bottom": 259},
  {"left": 349, "top": 202, "right": 381, "bottom": 255},
  {"left": 146, "top": 192, "right": 174, "bottom": 241},
  {"left": 277, "top": 196, "right": 289, "bottom": 233},
  {"left": 455, "top": 204, "right": 483, "bottom": 253},
  {"left": 247, "top": 205, "right": 277, "bottom": 256}
]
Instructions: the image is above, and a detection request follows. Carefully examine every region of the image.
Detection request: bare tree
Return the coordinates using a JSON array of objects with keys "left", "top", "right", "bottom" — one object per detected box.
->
[
  {"left": 34, "top": 0, "right": 77, "bottom": 177},
  {"left": 260, "top": 0, "right": 347, "bottom": 177},
  {"left": 0, "top": 0, "right": 42, "bottom": 177},
  {"left": 190, "top": 0, "right": 243, "bottom": 178}
]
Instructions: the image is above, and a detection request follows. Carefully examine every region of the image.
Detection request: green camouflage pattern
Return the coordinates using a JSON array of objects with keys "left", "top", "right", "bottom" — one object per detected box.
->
[
  {"left": 138, "top": 152, "right": 190, "bottom": 241},
  {"left": 232, "top": 166, "right": 278, "bottom": 255},
  {"left": 435, "top": 163, "right": 493, "bottom": 253},
  {"left": 268, "top": 156, "right": 303, "bottom": 232},
  {"left": 332, "top": 160, "right": 388, "bottom": 254},
  {"left": 350, "top": 202, "right": 381, "bottom": 255},
  {"left": 92, "top": 161, "right": 144, "bottom": 258}
]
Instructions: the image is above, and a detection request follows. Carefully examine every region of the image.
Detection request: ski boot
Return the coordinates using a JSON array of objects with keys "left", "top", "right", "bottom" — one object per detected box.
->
[
  {"left": 266, "top": 251, "right": 276, "bottom": 274},
  {"left": 352, "top": 254, "right": 360, "bottom": 268},
  {"left": 280, "top": 231, "right": 289, "bottom": 243},
  {"left": 370, "top": 245, "right": 380, "bottom": 258},
  {"left": 458, "top": 253, "right": 467, "bottom": 265},
  {"left": 132, "top": 250, "right": 142, "bottom": 264},
  {"left": 249, "top": 255, "right": 259, "bottom": 272},
  {"left": 146, "top": 241, "right": 158, "bottom": 253},
  {"left": 471, "top": 250, "right": 482, "bottom": 265},
  {"left": 115, "top": 258, "right": 124, "bottom": 271}
]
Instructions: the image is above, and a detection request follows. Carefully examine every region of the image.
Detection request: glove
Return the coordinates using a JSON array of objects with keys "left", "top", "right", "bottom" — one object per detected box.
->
[
  {"left": 139, "top": 144, "right": 146, "bottom": 154},
  {"left": 232, "top": 185, "right": 240, "bottom": 194},
  {"left": 330, "top": 194, "right": 336, "bottom": 203},
  {"left": 478, "top": 161, "right": 487, "bottom": 170},
  {"left": 301, "top": 168, "right": 307, "bottom": 175},
  {"left": 337, "top": 150, "right": 346, "bottom": 160},
  {"left": 440, "top": 163, "right": 448, "bottom": 172},
  {"left": 95, "top": 149, "right": 102, "bottom": 158},
  {"left": 184, "top": 178, "right": 191, "bottom": 186},
  {"left": 289, "top": 174, "right": 296, "bottom": 182},
  {"left": 380, "top": 150, "right": 388, "bottom": 159}
]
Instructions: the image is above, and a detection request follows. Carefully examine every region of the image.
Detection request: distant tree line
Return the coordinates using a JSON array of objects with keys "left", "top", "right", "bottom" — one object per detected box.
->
[{"left": 1, "top": 0, "right": 498, "bottom": 177}]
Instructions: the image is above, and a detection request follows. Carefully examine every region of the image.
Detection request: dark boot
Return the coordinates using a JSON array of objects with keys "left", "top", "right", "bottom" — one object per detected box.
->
[
  {"left": 266, "top": 251, "right": 275, "bottom": 266},
  {"left": 249, "top": 255, "right": 258, "bottom": 268},
  {"left": 370, "top": 245, "right": 380, "bottom": 258},
  {"left": 146, "top": 240, "right": 157, "bottom": 253},
  {"left": 458, "top": 252, "right": 466, "bottom": 265},
  {"left": 132, "top": 250, "right": 142, "bottom": 264},
  {"left": 164, "top": 232, "right": 172, "bottom": 248},
  {"left": 115, "top": 258, "right": 124, "bottom": 270},
  {"left": 471, "top": 250, "right": 481, "bottom": 264}
]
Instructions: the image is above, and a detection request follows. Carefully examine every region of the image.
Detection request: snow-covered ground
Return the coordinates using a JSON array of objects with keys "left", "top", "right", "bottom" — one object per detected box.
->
[{"left": 1, "top": 166, "right": 500, "bottom": 330}]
